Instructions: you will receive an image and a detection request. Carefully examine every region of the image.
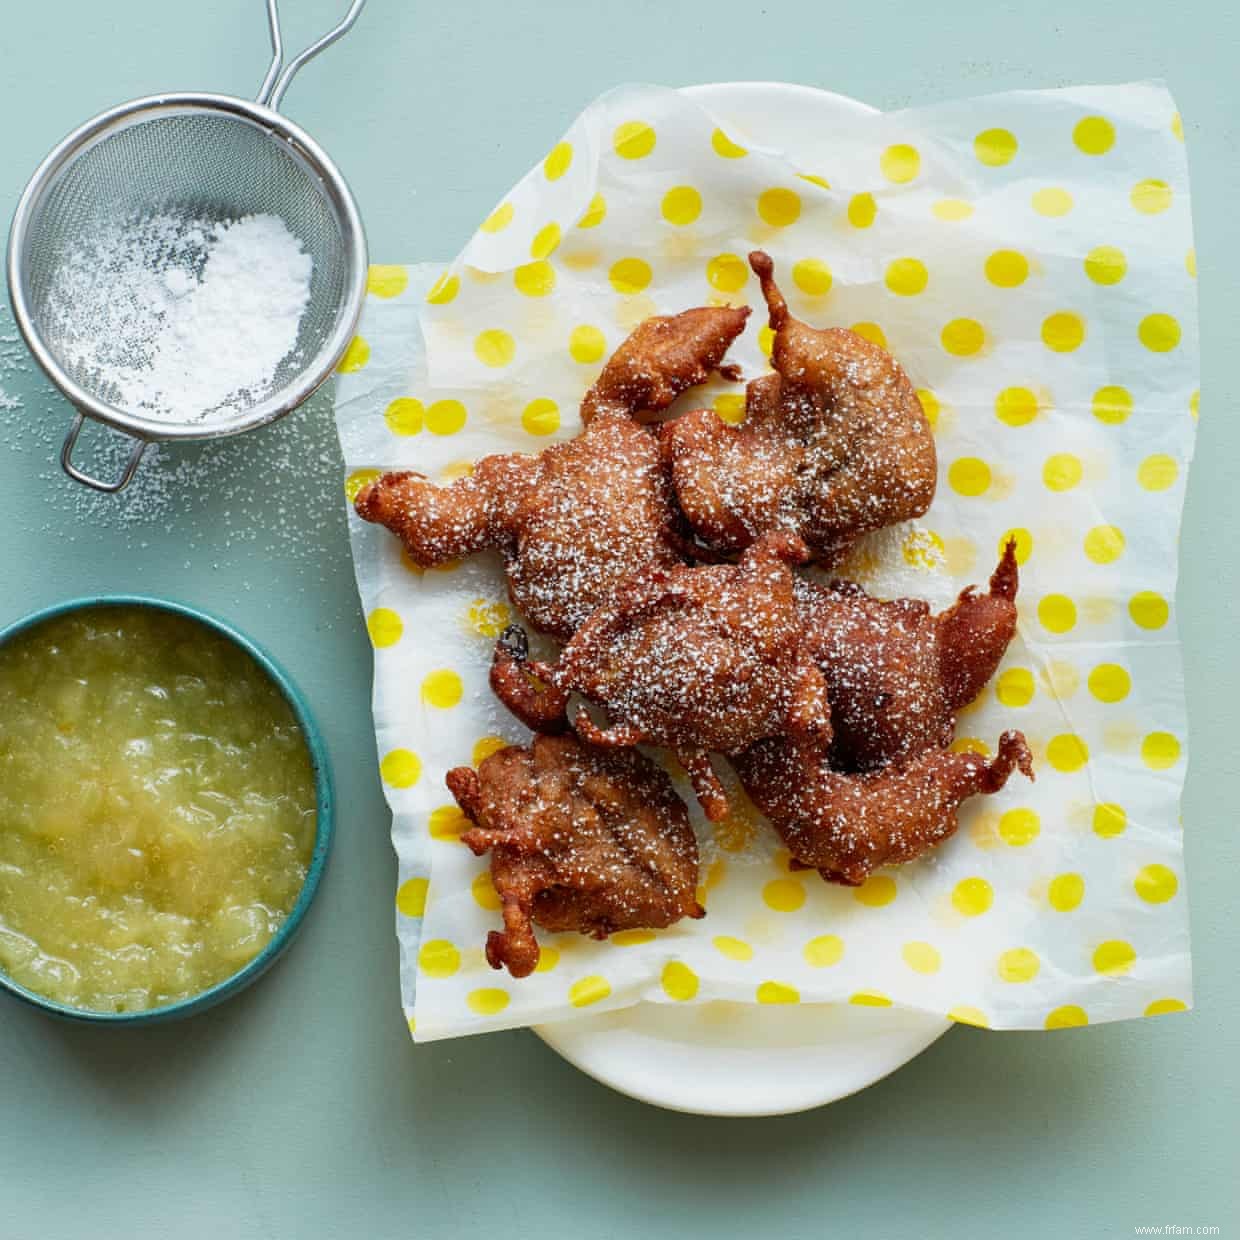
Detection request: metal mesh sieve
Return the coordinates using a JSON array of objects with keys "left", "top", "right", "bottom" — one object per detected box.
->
[{"left": 6, "top": 0, "right": 368, "bottom": 491}]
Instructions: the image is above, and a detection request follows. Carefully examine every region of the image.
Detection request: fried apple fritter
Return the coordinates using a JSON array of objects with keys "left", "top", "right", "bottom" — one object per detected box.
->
[
  {"left": 446, "top": 733, "right": 704, "bottom": 978},
  {"left": 489, "top": 533, "right": 832, "bottom": 821},
  {"left": 734, "top": 730, "right": 1034, "bottom": 886},
  {"left": 582, "top": 305, "right": 749, "bottom": 425},
  {"left": 355, "top": 305, "right": 749, "bottom": 640},
  {"left": 797, "top": 539, "right": 1020, "bottom": 772},
  {"left": 662, "top": 251, "right": 936, "bottom": 564}
]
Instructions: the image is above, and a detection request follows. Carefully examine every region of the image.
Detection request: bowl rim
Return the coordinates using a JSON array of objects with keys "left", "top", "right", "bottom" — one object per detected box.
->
[{"left": 0, "top": 593, "right": 334, "bottom": 1024}]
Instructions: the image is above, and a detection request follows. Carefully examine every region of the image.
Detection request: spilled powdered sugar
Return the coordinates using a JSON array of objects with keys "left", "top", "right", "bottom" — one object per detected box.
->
[
  {"left": 0, "top": 299, "right": 353, "bottom": 623},
  {"left": 43, "top": 212, "right": 312, "bottom": 424}
]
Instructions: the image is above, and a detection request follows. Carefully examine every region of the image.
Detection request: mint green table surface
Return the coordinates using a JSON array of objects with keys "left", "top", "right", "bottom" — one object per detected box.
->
[{"left": 2, "top": 2, "right": 1236, "bottom": 1236}]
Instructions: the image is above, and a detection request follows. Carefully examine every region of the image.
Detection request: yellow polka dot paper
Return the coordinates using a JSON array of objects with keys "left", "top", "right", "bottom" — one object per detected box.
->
[{"left": 335, "top": 81, "right": 1196, "bottom": 1040}]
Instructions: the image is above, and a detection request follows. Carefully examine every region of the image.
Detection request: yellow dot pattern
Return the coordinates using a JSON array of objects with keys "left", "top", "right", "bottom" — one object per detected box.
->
[
  {"left": 1032, "top": 186, "right": 1073, "bottom": 216},
  {"left": 428, "top": 251, "right": 471, "bottom": 291},
  {"left": 568, "top": 324, "right": 606, "bottom": 363},
  {"left": 1047, "top": 733, "right": 1089, "bottom": 773},
  {"left": 793, "top": 258, "right": 832, "bottom": 297},
  {"left": 543, "top": 142, "right": 573, "bottom": 181},
  {"left": 999, "top": 808, "right": 1039, "bottom": 846},
  {"left": 479, "top": 205, "right": 513, "bottom": 237},
  {"left": 803, "top": 935, "right": 844, "bottom": 968},
  {"left": 421, "top": 669, "right": 463, "bottom": 709},
  {"left": 473, "top": 330, "right": 514, "bottom": 368},
  {"left": 472, "top": 736, "right": 507, "bottom": 767},
  {"left": 345, "top": 468, "right": 381, "bottom": 504},
  {"left": 1074, "top": 116, "right": 1115, "bottom": 155},
  {"left": 613, "top": 121, "right": 655, "bottom": 160},
  {"left": 419, "top": 940, "right": 460, "bottom": 979},
  {"left": 933, "top": 198, "right": 974, "bottom": 222},
  {"left": 1084, "top": 245, "right": 1126, "bottom": 285},
  {"left": 1141, "top": 732, "right": 1182, "bottom": 771},
  {"left": 367, "top": 265, "right": 409, "bottom": 299},
  {"left": 577, "top": 193, "right": 606, "bottom": 229},
  {"left": 396, "top": 877, "right": 428, "bottom": 918},
  {"left": 996, "top": 668, "right": 1034, "bottom": 708},
  {"left": 467, "top": 988, "right": 510, "bottom": 1016},
  {"left": 1093, "top": 385, "right": 1132, "bottom": 425},
  {"left": 1045, "top": 1005, "right": 1088, "bottom": 1030},
  {"left": 367, "top": 608, "right": 403, "bottom": 649},
  {"left": 762, "top": 878, "right": 806, "bottom": 912},
  {"left": 471, "top": 870, "right": 501, "bottom": 911},
  {"left": 661, "top": 961, "right": 699, "bottom": 1001},
  {"left": 514, "top": 260, "right": 555, "bottom": 298},
  {"left": 847, "top": 192, "right": 877, "bottom": 229},
  {"left": 756, "top": 981, "right": 800, "bottom": 1005},
  {"left": 428, "top": 805, "right": 467, "bottom": 842},
  {"left": 609, "top": 257, "right": 652, "bottom": 294},
  {"left": 1042, "top": 312, "right": 1086, "bottom": 352},
  {"left": 1134, "top": 864, "right": 1178, "bottom": 904},
  {"left": 757, "top": 187, "right": 801, "bottom": 227},
  {"left": 361, "top": 85, "right": 1195, "bottom": 1037},
  {"left": 714, "top": 936, "right": 754, "bottom": 962},
  {"left": 880, "top": 143, "right": 920, "bottom": 183},
  {"left": 1139, "top": 313, "right": 1181, "bottom": 353},
  {"left": 521, "top": 398, "right": 559, "bottom": 436},
  {"left": 1084, "top": 525, "right": 1125, "bottom": 564},
  {"left": 337, "top": 335, "right": 370, "bottom": 373},
  {"left": 949, "top": 1007, "right": 990, "bottom": 1028},
  {"left": 985, "top": 250, "right": 1029, "bottom": 288},
  {"left": 711, "top": 128, "right": 747, "bottom": 158},
  {"left": 706, "top": 253, "right": 748, "bottom": 293},
  {"left": 1145, "top": 998, "right": 1187, "bottom": 1018},
  {"left": 1043, "top": 452, "right": 1083, "bottom": 492},
  {"left": 942, "top": 318, "right": 985, "bottom": 356},
  {"left": 850, "top": 990, "right": 893, "bottom": 1007},
  {"left": 380, "top": 748, "right": 421, "bottom": 789},
  {"left": 529, "top": 223, "right": 561, "bottom": 261},
  {"left": 662, "top": 185, "right": 702, "bottom": 226},
  {"left": 886, "top": 258, "right": 929, "bottom": 296},
  {"left": 1093, "top": 940, "right": 1137, "bottom": 976},
  {"left": 1050, "top": 873, "right": 1086, "bottom": 912},
  {"left": 569, "top": 975, "right": 611, "bottom": 1007},
  {"left": 854, "top": 876, "right": 897, "bottom": 908},
  {"left": 952, "top": 878, "right": 993, "bottom": 918},
  {"left": 384, "top": 397, "right": 423, "bottom": 436},
  {"left": 1131, "top": 179, "right": 1172, "bottom": 214},
  {"left": 974, "top": 128, "right": 1018, "bottom": 166},
  {"left": 902, "top": 942, "right": 941, "bottom": 974},
  {"left": 1093, "top": 803, "right": 1127, "bottom": 838},
  {"left": 1038, "top": 594, "right": 1077, "bottom": 633},
  {"left": 998, "top": 948, "right": 1041, "bottom": 983},
  {"left": 995, "top": 386, "right": 1038, "bottom": 427}
]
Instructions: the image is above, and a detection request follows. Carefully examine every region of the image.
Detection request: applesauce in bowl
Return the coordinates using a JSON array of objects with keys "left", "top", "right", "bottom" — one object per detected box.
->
[{"left": 0, "top": 597, "right": 332, "bottom": 1022}]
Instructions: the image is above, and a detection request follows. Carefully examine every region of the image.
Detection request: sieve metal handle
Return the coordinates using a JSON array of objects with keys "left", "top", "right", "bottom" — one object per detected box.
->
[
  {"left": 61, "top": 413, "right": 148, "bottom": 493},
  {"left": 257, "top": 0, "right": 367, "bottom": 111}
]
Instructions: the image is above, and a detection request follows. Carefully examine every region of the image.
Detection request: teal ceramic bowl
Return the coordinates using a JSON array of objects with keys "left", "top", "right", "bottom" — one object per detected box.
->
[{"left": 0, "top": 595, "right": 334, "bottom": 1024}]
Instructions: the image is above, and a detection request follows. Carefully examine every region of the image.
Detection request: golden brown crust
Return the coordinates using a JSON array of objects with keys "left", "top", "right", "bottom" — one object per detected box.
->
[
  {"left": 491, "top": 534, "right": 833, "bottom": 820},
  {"left": 662, "top": 251, "right": 937, "bottom": 563},
  {"left": 795, "top": 539, "right": 1020, "bottom": 772},
  {"left": 448, "top": 733, "right": 704, "bottom": 978},
  {"left": 581, "top": 305, "right": 750, "bottom": 425},
  {"left": 354, "top": 307, "right": 750, "bottom": 640},
  {"left": 734, "top": 730, "right": 1034, "bottom": 886}
]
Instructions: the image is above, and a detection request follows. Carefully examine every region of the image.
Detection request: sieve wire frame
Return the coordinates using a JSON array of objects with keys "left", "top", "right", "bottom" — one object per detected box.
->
[{"left": 6, "top": 91, "right": 368, "bottom": 445}]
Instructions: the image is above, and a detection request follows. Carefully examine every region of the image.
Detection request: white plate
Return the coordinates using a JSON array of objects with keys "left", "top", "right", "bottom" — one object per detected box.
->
[{"left": 534, "top": 81, "right": 951, "bottom": 1118}]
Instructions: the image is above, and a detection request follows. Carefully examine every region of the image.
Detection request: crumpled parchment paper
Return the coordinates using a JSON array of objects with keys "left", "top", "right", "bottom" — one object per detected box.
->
[{"left": 334, "top": 80, "right": 1196, "bottom": 1039}]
